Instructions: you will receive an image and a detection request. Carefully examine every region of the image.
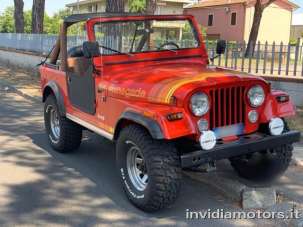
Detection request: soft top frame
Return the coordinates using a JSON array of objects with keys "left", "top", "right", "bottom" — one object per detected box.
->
[{"left": 63, "top": 13, "right": 185, "bottom": 24}]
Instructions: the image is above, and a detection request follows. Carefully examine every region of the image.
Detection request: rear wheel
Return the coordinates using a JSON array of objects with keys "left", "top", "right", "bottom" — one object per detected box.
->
[
  {"left": 44, "top": 95, "right": 82, "bottom": 153},
  {"left": 116, "top": 125, "right": 181, "bottom": 212}
]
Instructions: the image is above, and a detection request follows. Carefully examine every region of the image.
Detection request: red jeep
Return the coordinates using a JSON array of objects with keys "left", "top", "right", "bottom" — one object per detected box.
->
[{"left": 40, "top": 13, "right": 300, "bottom": 212}]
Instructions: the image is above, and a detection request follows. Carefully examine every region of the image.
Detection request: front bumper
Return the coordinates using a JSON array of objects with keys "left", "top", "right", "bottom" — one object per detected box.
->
[{"left": 181, "top": 131, "right": 301, "bottom": 168}]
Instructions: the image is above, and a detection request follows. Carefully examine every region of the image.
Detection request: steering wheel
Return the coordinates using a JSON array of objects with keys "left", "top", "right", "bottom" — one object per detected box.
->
[{"left": 157, "top": 41, "right": 180, "bottom": 51}]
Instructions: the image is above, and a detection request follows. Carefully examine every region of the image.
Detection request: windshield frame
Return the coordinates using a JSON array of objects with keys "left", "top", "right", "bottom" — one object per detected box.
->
[{"left": 87, "top": 15, "right": 204, "bottom": 56}]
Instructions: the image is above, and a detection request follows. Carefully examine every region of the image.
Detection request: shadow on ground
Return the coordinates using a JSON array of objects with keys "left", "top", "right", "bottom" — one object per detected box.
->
[{"left": 0, "top": 87, "right": 284, "bottom": 226}]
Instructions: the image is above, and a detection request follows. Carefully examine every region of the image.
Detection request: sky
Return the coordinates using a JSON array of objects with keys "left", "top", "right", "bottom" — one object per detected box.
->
[
  {"left": 0, "top": 0, "right": 302, "bottom": 15},
  {"left": 0, "top": 0, "right": 76, "bottom": 15}
]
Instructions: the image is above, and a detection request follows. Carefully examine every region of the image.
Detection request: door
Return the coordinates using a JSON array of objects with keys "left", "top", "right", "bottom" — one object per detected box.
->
[{"left": 67, "top": 57, "right": 96, "bottom": 114}]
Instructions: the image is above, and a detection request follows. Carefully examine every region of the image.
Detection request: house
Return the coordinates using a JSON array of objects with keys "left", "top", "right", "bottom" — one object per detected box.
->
[
  {"left": 65, "top": 0, "right": 194, "bottom": 38},
  {"left": 66, "top": 0, "right": 194, "bottom": 15},
  {"left": 290, "top": 13, "right": 303, "bottom": 41},
  {"left": 184, "top": 0, "right": 299, "bottom": 43}
]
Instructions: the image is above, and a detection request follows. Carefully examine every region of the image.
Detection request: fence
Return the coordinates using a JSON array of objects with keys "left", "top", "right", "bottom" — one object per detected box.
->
[
  {"left": 0, "top": 33, "right": 58, "bottom": 54},
  {"left": 0, "top": 33, "right": 303, "bottom": 77},
  {"left": 205, "top": 40, "right": 303, "bottom": 77},
  {"left": 0, "top": 33, "right": 88, "bottom": 55}
]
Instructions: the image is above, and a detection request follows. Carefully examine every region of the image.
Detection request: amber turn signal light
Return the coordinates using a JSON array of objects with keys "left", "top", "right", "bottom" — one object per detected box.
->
[
  {"left": 167, "top": 112, "right": 183, "bottom": 121},
  {"left": 276, "top": 95, "right": 289, "bottom": 103}
]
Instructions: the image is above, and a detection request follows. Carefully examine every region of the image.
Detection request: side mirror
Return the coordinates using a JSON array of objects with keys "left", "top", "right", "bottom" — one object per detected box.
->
[
  {"left": 216, "top": 40, "right": 226, "bottom": 55},
  {"left": 83, "top": 41, "right": 100, "bottom": 58}
]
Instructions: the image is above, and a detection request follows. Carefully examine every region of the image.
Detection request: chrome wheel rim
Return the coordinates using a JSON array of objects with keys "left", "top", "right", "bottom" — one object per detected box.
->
[
  {"left": 49, "top": 106, "right": 60, "bottom": 140},
  {"left": 126, "top": 141, "right": 148, "bottom": 191}
]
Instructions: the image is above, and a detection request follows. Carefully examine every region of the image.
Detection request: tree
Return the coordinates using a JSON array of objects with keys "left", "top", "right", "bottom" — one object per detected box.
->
[
  {"left": 0, "top": 7, "right": 14, "bottom": 33},
  {"left": 32, "top": 0, "right": 45, "bottom": 33},
  {"left": 44, "top": 9, "right": 71, "bottom": 34},
  {"left": 245, "top": 0, "right": 277, "bottom": 56},
  {"left": 24, "top": 10, "right": 32, "bottom": 33},
  {"left": 104, "top": 0, "right": 125, "bottom": 50},
  {"left": 14, "top": 0, "right": 24, "bottom": 33},
  {"left": 106, "top": 0, "right": 125, "bottom": 13},
  {"left": 129, "top": 0, "right": 157, "bottom": 14},
  {"left": 146, "top": 0, "right": 157, "bottom": 14},
  {"left": 129, "top": 0, "right": 146, "bottom": 12}
]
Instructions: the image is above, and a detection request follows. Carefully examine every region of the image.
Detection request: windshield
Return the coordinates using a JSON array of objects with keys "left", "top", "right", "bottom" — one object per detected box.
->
[{"left": 93, "top": 19, "right": 200, "bottom": 55}]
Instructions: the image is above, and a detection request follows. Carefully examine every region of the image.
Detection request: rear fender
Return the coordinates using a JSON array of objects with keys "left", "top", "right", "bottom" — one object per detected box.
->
[{"left": 42, "top": 81, "right": 66, "bottom": 116}]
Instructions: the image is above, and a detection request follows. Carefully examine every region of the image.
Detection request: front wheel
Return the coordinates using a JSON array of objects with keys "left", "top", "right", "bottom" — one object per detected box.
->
[
  {"left": 116, "top": 125, "right": 181, "bottom": 212},
  {"left": 229, "top": 144, "right": 293, "bottom": 182}
]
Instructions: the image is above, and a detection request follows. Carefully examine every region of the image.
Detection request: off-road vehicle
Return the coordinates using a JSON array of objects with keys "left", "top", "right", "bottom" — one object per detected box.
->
[{"left": 40, "top": 13, "right": 300, "bottom": 212}]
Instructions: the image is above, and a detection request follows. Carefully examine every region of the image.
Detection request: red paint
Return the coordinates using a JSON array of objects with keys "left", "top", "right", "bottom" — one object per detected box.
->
[{"left": 40, "top": 14, "right": 296, "bottom": 141}]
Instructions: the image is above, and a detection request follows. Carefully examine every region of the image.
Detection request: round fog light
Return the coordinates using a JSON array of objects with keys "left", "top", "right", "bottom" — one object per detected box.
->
[
  {"left": 269, "top": 118, "right": 284, "bottom": 136},
  {"left": 198, "top": 119, "right": 209, "bottom": 132},
  {"left": 248, "top": 110, "right": 259, "bottom": 123},
  {"left": 200, "top": 131, "right": 216, "bottom": 150}
]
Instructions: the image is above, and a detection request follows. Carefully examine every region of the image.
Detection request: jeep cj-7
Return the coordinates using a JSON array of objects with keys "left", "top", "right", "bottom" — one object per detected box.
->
[{"left": 40, "top": 13, "right": 300, "bottom": 212}]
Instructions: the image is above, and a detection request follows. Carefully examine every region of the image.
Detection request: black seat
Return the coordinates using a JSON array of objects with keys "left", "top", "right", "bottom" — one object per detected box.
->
[{"left": 68, "top": 45, "right": 84, "bottom": 58}]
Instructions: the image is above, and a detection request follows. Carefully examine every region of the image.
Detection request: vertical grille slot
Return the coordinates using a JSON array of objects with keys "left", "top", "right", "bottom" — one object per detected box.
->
[{"left": 209, "top": 86, "right": 245, "bottom": 129}]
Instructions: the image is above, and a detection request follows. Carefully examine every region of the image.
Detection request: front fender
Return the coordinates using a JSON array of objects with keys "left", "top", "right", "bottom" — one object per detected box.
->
[
  {"left": 118, "top": 111, "right": 164, "bottom": 139},
  {"left": 115, "top": 106, "right": 196, "bottom": 140},
  {"left": 260, "top": 90, "right": 296, "bottom": 123}
]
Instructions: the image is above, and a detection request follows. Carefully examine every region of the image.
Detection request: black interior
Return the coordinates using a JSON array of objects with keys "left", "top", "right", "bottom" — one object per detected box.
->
[
  {"left": 83, "top": 41, "right": 101, "bottom": 58},
  {"left": 68, "top": 46, "right": 84, "bottom": 58}
]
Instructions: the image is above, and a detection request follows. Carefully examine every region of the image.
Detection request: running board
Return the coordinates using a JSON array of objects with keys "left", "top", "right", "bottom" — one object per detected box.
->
[{"left": 66, "top": 113, "right": 114, "bottom": 140}]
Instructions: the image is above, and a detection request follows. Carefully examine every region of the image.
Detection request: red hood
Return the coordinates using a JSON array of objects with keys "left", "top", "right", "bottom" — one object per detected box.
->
[{"left": 104, "top": 63, "right": 267, "bottom": 104}]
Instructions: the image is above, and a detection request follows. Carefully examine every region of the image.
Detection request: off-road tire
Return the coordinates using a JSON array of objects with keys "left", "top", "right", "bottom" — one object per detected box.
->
[
  {"left": 44, "top": 95, "right": 82, "bottom": 153},
  {"left": 229, "top": 144, "right": 293, "bottom": 182},
  {"left": 116, "top": 125, "right": 181, "bottom": 212}
]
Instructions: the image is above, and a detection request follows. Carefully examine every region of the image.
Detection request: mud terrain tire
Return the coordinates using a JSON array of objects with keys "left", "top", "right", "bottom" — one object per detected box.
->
[
  {"left": 44, "top": 95, "right": 82, "bottom": 153},
  {"left": 229, "top": 144, "right": 293, "bottom": 182},
  {"left": 116, "top": 125, "right": 181, "bottom": 212}
]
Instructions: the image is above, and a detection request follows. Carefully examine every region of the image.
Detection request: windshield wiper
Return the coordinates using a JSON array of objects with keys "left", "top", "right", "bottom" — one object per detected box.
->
[
  {"left": 99, "top": 45, "right": 133, "bottom": 57},
  {"left": 37, "top": 45, "right": 55, "bottom": 66}
]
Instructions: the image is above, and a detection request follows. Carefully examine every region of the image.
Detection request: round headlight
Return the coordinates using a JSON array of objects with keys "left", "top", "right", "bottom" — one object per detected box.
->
[
  {"left": 190, "top": 92, "right": 209, "bottom": 116},
  {"left": 248, "top": 85, "right": 265, "bottom": 107}
]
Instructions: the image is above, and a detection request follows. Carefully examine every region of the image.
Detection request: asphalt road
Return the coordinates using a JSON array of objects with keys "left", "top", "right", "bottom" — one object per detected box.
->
[{"left": 0, "top": 84, "right": 288, "bottom": 226}]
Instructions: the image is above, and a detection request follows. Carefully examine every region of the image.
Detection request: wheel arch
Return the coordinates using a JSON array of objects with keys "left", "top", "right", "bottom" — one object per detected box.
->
[
  {"left": 43, "top": 81, "right": 66, "bottom": 116},
  {"left": 114, "top": 111, "right": 164, "bottom": 141}
]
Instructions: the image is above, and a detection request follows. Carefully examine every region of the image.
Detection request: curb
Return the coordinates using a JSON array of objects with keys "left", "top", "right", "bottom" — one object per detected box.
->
[
  {"left": 183, "top": 170, "right": 245, "bottom": 202},
  {"left": 292, "top": 144, "right": 303, "bottom": 167},
  {"left": 0, "top": 79, "right": 40, "bottom": 103},
  {"left": 184, "top": 167, "right": 276, "bottom": 209},
  {"left": 292, "top": 158, "right": 303, "bottom": 167}
]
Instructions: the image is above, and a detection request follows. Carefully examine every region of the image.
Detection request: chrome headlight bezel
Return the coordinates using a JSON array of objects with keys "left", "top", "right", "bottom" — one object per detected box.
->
[
  {"left": 247, "top": 85, "right": 265, "bottom": 107},
  {"left": 190, "top": 92, "right": 210, "bottom": 117}
]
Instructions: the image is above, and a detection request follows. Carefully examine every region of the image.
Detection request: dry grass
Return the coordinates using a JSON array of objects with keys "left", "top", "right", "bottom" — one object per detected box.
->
[{"left": 0, "top": 64, "right": 41, "bottom": 98}]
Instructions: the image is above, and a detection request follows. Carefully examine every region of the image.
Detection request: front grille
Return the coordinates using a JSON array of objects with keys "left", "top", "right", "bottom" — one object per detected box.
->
[{"left": 209, "top": 86, "right": 246, "bottom": 129}]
